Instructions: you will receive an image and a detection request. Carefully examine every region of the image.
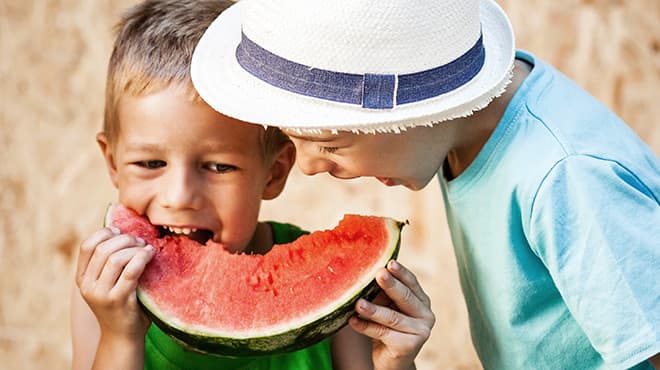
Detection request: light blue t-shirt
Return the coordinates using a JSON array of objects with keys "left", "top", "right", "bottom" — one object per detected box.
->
[{"left": 439, "top": 50, "right": 659, "bottom": 369}]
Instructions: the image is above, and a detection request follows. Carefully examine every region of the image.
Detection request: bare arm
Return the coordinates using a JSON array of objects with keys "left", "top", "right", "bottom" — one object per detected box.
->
[
  {"left": 71, "top": 284, "right": 145, "bottom": 370},
  {"left": 92, "top": 331, "right": 145, "bottom": 370},
  {"left": 331, "top": 326, "right": 373, "bottom": 370},
  {"left": 72, "top": 227, "right": 154, "bottom": 370},
  {"left": 71, "top": 283, "right": 100, "bottom": 370}
]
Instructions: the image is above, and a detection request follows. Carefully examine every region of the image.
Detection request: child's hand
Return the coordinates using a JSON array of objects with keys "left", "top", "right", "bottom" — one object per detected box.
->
[
  {"left": 75, "top": 227, "right": 155, "bottom": 342},
  {"left": 349, "top": 260, "right": 435, "bottom": 370}
]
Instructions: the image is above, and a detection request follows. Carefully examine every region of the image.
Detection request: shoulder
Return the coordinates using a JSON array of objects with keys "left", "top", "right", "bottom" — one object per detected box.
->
[
  {"left": 532, "top": 154, "right": 659, "bottom": 211},
  {"left": 530, "top": 154, "right": 659, "bottom": 218},
  {"left": 523, "top": 156, "right": 660, "bottom": 369},
  {"left": 527, "top": 154, "right": 660, "bottom": 255}
]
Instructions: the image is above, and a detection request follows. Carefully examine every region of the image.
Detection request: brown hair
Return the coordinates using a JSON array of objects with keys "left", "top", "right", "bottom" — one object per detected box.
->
[{"left": 103, "top": 0, "right": 288, "bottom": 156}]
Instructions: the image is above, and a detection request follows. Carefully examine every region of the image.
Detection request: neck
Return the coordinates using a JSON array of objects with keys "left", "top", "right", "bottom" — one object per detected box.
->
[{"left": 445, "top": 59, "right": 531, "bottom": 179}]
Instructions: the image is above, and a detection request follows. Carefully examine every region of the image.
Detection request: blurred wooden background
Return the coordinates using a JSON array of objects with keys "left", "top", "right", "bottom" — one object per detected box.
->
[{"left": 1, "top": 0, "right": 658, "bottom": 369}]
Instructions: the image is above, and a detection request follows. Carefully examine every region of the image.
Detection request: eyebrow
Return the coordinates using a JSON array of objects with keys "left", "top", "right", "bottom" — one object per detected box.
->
[
  {"left": 123, "top": 142, "right": 235, "bottom": 153},
  {"left": 123, "top": 143, "right": 162, "bottom": 152}
]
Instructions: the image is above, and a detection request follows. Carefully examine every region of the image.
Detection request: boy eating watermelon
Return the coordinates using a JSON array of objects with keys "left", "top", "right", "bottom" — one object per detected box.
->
[
  {"left": 71, "top": 1, "right": 435, "bottom": 369},
  {"left": 190, "top": 0, "right": 660, "bottom": 368}
]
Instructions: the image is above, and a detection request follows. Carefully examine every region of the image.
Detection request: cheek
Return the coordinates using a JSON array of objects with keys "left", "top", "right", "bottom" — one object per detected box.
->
[
  {"left": 350, "top": 149, "right": 387, "bottom": 172},
  {"left": 294, "top": 142, "right": 320, "bottom": 161},
  {"left": 116, "top": 183, "right": 150, "bottom": 214},
  {"left": 216, "top": 195, "right": 261, "bottom": 249},
  {"left": 114, "top": 171, "right": 155, "bottom": 213},
  {"left": 216, "top": 179, "right": 264, "bottom": 218}
]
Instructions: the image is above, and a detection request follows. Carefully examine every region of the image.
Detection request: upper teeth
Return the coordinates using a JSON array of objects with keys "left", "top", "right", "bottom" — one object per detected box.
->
[{"left": 167, "top": 226, "right": 197, "bottom": 235}]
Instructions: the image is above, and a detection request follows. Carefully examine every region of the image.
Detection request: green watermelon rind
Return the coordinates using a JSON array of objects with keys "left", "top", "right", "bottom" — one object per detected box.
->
[
  {"left": 138, "top": 219, "right": 402, "bottom": 357},
  {"left": 106, "top": 204, "right": 403, "bottom": 357},
  {"left": 142, "top": 254, "right": 395, "bottom": 357}
]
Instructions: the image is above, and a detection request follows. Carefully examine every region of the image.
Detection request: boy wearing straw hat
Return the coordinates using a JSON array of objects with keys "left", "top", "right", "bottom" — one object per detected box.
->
[
  {"left": 72, "top": 1, "right": 434, "bottom": 369},
  {"left": 191, "top": 0, "right": 660, "bottom": 368}
]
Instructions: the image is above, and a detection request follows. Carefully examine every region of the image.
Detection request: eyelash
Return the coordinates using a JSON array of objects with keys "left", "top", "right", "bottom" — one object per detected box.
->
[
  {"left": 136, "top": 160, "right": 166, "bottom": 169},
  {"left": 319, "top": 146, "right": 339, "bottom": 154},
  {"left": 133, "top": 161, "right": 236, "bottom": 174},
  {"left": 204, "top": 163, "right": 237, "bottom": 174}
]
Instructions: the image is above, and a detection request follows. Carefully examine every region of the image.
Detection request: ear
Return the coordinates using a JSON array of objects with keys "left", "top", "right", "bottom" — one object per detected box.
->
[
  {"left": 262, "top": 141, "right": 296, "bottom": 200},
  {"left": 96, "top": 132, "right": 120, "bottom": 189}
]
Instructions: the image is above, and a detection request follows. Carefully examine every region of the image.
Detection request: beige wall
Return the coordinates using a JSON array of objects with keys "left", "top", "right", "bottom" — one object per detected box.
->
[{"left": 1, "top": 1, "right": 658, "bottom": 369}]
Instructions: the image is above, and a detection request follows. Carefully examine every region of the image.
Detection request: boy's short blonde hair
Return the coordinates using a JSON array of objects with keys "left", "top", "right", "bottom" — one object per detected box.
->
[{"left": 104, "top": 0, "right": 288, "bottom": 156}]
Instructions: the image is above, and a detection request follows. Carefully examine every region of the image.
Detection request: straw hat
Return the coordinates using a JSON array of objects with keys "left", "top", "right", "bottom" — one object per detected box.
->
[{"left": 191, "top": 0, "right": 515, "bottom": 133}]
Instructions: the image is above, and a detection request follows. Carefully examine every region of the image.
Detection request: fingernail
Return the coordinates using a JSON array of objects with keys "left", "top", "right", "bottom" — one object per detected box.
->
[
  {"left": 358, "top": 299, "right": 369, "bottom": 311},
  {"left": 379, "top": 270, "right": 391, "bottom": 283},
  {"left": 110, "top": 226, "right": 120, "bottom": 234},
  {"left": 136, "top": 237, "right": 145, "bottom": 245},
  {"left": 388, "top": 260, "right": 400, "bottom": 272},
  {"left": 144, "top": 244, "right": 154, "bottom": 252}
]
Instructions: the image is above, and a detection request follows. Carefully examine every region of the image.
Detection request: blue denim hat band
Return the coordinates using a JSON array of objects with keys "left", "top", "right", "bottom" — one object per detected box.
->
[{"left": 236, "top": 31, "right": 485, "bottom": 110}]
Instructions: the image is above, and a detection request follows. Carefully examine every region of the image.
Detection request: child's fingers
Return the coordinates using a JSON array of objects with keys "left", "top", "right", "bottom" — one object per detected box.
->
[
  {"left": 83, "top": 234, "right": 145, "bottom": 286},
  {"left": 374, "top": 268, "right": 430, "bottom": 319},
  {"left": 111, "top": 245, "right": 155, "bottom": 297},
  {"left": 349, "top": 314, "right": 416, "bottom": 347},
  {"left": 76, "top": 227, "right": 119, "bottom": 285},
  {"left": 95, "top": 245, "right": 152, "bottom": 292},
  {"left": 354, "top": 298, "right": 428, "bottom": 335},
  {"left": 349, "top": 314, "right": 427, "bottom": 365},
  {"left": 387, "top": 260, "right": 431, "bottom": 306}
]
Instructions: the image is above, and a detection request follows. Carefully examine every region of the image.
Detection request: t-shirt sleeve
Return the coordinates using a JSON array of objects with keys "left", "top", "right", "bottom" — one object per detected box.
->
[{"left": 528, "top": 154, "right": 660, "bottom": 368}]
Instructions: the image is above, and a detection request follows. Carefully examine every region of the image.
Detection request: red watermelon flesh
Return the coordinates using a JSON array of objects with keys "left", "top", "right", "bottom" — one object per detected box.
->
[{"left": 105, "top": 203, "right": 403, "bottom": 356}]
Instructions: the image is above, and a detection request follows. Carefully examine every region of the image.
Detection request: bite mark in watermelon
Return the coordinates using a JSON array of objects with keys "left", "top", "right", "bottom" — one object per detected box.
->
[{"left": 105, "top": 203, "right": 404, "bottom": 357}]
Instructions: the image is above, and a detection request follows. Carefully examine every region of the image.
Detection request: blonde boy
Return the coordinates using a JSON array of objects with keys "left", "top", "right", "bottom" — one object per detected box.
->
[{"left": 71, "top": 1, "right": 434, "bottom": 369}]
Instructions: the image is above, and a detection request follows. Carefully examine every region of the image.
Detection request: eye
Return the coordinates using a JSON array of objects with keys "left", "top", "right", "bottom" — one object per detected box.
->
[
  {"left": 205, "top": 163, "right": 237, "bottom": 174},
  {"left": 319, "top": 146, "right": 339, "bottom": 154},
  {"left": 136, "top": 160, "right": 166, "bottom": 169}
]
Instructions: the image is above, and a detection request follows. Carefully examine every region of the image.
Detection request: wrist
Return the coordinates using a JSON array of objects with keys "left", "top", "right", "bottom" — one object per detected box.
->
[
  {"left": 94, "top": 332, "right": 145, "bottom": 370},
  {"left": 99, "top": 330, "right": 145, "bottom": 345}
]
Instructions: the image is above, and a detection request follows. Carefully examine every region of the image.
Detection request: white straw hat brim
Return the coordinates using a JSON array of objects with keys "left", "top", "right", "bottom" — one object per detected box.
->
[{"left": 192, "top": 0, "right": 515, "bottom": 133}]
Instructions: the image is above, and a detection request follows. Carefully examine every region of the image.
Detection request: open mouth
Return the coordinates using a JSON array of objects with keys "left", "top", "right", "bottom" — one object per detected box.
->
[{"left": 158, "top": 225, "right": 214, "bottom": 244}]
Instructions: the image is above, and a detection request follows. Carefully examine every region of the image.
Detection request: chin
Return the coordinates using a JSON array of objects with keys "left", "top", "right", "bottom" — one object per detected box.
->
[
  {"left": 405, "top": 176, "right": 436, "bottom": 191},
  {"left": 404, "top": 183, "right": 423, "bottom": 191}
]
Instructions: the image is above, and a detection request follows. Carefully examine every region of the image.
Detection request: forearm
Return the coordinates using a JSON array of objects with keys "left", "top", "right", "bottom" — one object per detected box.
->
[
  {"left": 373, "top": 359, "right": 416, "bottom": 370},
  {"left": 92, "top": 334, "right": 145, "bottom": 370}
]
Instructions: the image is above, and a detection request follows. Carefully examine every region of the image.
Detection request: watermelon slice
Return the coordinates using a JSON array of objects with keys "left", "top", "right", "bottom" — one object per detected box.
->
[{"left": 105, "top": 203, "right": 404, "bottom": 357}]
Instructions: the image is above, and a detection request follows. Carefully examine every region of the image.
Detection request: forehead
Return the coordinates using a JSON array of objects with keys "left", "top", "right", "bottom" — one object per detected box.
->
[{"left": 116, "top": 89, "right": 264, "bottom": 146}]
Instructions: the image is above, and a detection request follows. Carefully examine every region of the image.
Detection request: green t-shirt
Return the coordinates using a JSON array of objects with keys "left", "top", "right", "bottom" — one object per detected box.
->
[{"left": 144, "top": 222, "right": 333, "bottom": 370}]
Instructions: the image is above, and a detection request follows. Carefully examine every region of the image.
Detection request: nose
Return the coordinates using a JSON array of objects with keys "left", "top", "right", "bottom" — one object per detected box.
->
[
  {"left": 296, "top": 152, "right": 335, "bottom": 176},
  {"left": 161, "top": 165, "right": 202, "bottom": 210}
]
